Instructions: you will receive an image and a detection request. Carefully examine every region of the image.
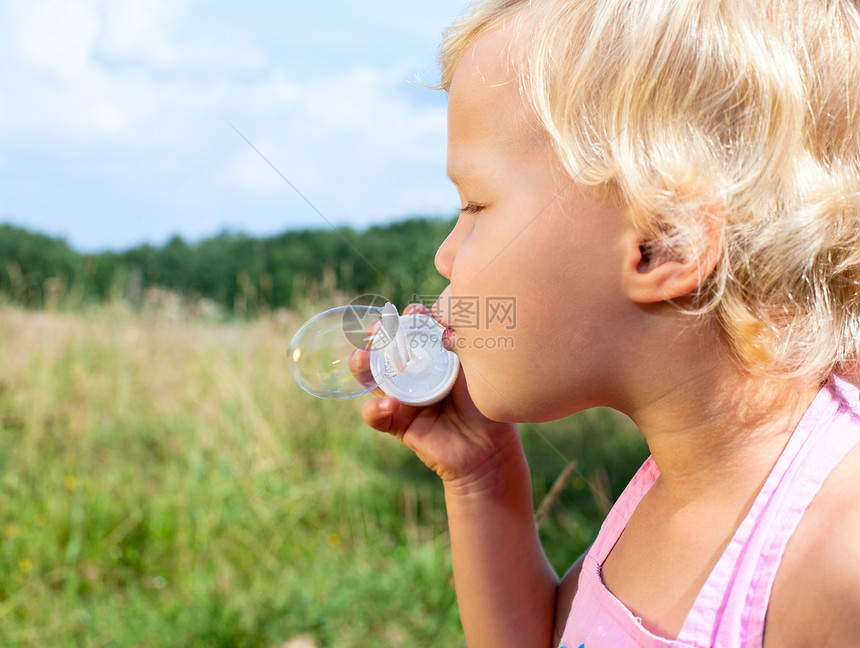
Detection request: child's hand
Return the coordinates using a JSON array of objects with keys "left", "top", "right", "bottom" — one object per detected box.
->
[{"left": 360, "top": 303, "right": 522, "bottom": 489}]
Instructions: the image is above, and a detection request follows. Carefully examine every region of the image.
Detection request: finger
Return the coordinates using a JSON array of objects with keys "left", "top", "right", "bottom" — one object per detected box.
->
[
  {"left": 366, "top": 318, "right": 382, "bottom": 338},
  {"left": 349, "top": 315, "right": 384, "bottom": 390},
  {"left": 361, "top": 396, "right": 401, "bottom": 434},
  {"left": 404, "top": 301, "right": 451, "bottom": 330},
  {"left": 348, "top": 347, "right": 377, "bottom": 390},
  {"left": 403, "top": 302, "right": 431, "bottom": 316},
  {"left": 404, "top": 302, "right": 450, "bottom": 334}
]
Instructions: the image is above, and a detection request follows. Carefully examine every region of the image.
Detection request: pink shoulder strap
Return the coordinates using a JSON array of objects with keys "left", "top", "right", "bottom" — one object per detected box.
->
[
  {"left": 590, "top": 456, "right": 660, "bottom": 563},
  {"left": 677, "top": 377, "right": 860, "bottom": 647}
]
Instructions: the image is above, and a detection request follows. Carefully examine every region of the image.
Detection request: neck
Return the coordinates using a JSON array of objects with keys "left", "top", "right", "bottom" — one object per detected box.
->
[{"left": 619, "top": 319, "right": 820, "bottom": 508}]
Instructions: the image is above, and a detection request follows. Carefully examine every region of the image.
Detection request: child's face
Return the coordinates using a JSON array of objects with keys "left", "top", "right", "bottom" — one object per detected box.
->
[{"left": 434, "top": 29, "right": 637, "bottom": 422}]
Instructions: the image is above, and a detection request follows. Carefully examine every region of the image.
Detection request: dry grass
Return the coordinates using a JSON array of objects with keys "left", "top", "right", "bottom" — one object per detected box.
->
[
  {"left": 0, "top": 304, "right": 461, "bottom": 647},
  {"left": 0, "top": 302, "right": 646, "bottom": 647}
]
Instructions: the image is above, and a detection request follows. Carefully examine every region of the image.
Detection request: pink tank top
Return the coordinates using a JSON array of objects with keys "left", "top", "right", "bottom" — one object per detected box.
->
[{"left": 559, "top": 376, "right": 860, "bottom": 648}]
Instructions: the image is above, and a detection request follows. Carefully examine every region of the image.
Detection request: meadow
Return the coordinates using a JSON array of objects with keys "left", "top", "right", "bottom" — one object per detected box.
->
[{"left": 0, "top": 300, "right": 648, "bottom": 647}]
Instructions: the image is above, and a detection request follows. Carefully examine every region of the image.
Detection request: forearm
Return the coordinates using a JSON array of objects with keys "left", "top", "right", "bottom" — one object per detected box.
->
[{"left": 444, "top": 441, "right": 559, "bottom": 648}]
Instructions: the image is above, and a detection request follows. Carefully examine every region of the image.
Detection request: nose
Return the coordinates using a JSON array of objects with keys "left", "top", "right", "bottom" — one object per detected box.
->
[{"left": 434, "top": 218, "right": 468, "bottom": 280}]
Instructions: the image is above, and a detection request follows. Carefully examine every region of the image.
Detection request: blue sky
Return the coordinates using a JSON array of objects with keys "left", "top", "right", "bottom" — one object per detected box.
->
[{"left": 0, "top": 0, "right": 468, "bottom": 251}]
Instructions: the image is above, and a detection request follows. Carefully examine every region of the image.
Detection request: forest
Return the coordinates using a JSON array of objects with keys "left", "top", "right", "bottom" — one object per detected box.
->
[{"left": 0, "top": 217, "right": 457, "bottom": 313}]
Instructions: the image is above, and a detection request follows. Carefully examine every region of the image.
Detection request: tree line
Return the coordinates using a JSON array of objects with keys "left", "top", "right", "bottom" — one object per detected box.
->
[{"left": 0, "top": 217, "right": 457, "bottom": 314}]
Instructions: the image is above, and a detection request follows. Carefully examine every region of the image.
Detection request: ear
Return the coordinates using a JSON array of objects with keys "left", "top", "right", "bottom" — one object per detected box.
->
[{"left": 622, "top": 206, "right": 724, "bottom": 304}]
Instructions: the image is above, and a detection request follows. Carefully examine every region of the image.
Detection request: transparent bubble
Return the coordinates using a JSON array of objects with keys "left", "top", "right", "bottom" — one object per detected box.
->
[
  {"left": 287, "top": 302, "right": 460, "bottom": 407},
  {"left": 287, "top": 304, "right": 382, "bottom": 400}
]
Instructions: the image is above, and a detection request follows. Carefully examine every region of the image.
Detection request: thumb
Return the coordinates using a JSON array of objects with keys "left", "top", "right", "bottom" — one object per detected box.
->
[{"left": 361, "top": 396, "right": 401, "bottom": 433}]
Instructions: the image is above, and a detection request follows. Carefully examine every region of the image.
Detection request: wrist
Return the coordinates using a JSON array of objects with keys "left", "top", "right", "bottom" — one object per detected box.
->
[{"left": 442, "top": 430, "right": 530, "bottom": 501}]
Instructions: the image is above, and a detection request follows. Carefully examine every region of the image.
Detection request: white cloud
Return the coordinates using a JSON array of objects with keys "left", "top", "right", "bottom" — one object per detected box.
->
[
  {"left": 8, "top": 0, "right": 101, "bottom": 77},
  {"left": 1, "top": 0, "right": 183, "bottom": 149},
  {"left": 214, "top": 63, "right": 451, "bottom": 224},
  {"left": 96, "top": 0, "right": 193, "bottom": 67},
  {"left": 0, "top": 0, "right": 459, "bottom": 249}
]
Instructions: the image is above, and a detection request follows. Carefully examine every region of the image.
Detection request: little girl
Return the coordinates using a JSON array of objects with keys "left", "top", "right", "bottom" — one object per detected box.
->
[{"left": 361, "top": 1, "right": 860, "bottom": 646}]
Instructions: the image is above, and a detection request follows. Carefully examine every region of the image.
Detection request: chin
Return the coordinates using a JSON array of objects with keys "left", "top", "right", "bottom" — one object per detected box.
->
[
  {"left": 466, "top": 379, "right": 553, "bottom": 424},
  {"left": 459, "top": 370, "right": 515, "bottom": 422},
  {"left": 467, "top": 373, "right": 586, "bottom": 424},
  {"left": 473, "top": 398, "right": 519, "bottom": 424}
]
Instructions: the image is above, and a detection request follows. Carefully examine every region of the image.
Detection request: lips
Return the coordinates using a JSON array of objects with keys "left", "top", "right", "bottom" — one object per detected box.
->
[
  {"left": 431, "top": 289, "right": 454, "bottom": 330},
  {"left": 440, "top": 326, "right": 457, "bottom": 351},
  {"left": 431, "top": 289, "right": 457, "bottom": 350}
]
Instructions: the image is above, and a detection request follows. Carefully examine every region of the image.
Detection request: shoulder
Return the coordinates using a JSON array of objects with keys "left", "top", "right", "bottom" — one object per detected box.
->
[
  {"left": 553, "top": 552, "right": 586, "bottom": 645},
  {"left": 765, "top": 443, "right": 860, "bottom": 648}
]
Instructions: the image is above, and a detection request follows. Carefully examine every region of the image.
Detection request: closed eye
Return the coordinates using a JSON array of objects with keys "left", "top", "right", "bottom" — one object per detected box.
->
[{"left": 460, "top": 203, "right": 484, "bottom": 215}]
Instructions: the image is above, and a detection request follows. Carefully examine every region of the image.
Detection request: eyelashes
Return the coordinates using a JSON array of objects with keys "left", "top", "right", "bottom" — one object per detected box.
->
[{"left": 460, "top": 203, "right": 484, "bottom": 215}]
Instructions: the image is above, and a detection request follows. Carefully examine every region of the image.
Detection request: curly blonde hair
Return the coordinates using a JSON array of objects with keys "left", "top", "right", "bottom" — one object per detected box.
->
[{"left": 440, "top": 0, "right": 860, "bottom": 382}]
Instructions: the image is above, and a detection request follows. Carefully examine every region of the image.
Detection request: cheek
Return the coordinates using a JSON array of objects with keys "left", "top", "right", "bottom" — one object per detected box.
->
[
  {"left": 448, "top": 219, "right": 524, "bottom": 289},
  {"left": 445, "top": 218, "right": 570, "bottom": 343},
  {"left": 444, "top": 258, "right": 589, "bottom": 420}
]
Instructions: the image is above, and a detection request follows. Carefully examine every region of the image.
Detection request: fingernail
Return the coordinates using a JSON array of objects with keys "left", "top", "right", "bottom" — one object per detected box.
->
[{"left": 379, "top": 398, "right": 395, "bottom": 414}]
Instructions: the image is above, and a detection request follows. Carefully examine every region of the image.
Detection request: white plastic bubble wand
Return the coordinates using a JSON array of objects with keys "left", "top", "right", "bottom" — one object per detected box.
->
[{"left": 288, "top": 302, "right": 459, "bottom": 407}]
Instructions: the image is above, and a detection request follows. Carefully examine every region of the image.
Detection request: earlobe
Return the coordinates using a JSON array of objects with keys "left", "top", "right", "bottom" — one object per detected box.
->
[{"left": 622, "top": 207, "right": 724, "bottom": 304}]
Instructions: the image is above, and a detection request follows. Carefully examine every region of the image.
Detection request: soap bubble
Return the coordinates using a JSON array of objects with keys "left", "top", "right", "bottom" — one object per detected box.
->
[{"left": 287, "top": 304, "right": 382, "bottom": 400}]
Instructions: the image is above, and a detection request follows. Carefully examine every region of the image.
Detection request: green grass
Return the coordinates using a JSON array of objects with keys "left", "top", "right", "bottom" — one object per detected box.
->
[{"left": 0, "top": 303, "right": 647, "bottom": 647}]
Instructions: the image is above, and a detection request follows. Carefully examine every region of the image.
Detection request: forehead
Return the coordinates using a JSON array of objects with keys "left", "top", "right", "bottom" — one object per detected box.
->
[
  {"left": 447, "top": 27, "right": 545, "bottom": 178},
  {"left": 449, "top": 26, "right": 517, "bottom": 102}
]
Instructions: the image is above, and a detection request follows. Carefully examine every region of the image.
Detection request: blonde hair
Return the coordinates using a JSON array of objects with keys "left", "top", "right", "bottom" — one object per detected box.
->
[{"left": 440, "top": 0, "right": 860, "bottom": 382}]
